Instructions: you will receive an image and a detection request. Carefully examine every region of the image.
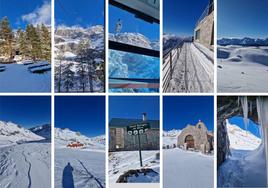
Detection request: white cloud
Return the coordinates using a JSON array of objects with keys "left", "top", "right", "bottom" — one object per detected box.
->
[{"left": 22, "top": 1, "right": 51, "bottom": 26}]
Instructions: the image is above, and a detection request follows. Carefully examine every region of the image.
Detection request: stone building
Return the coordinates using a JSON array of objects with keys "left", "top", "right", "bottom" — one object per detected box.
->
[
  {"left": 194, "top": 0, "right": 214, "bottom": 50},
  {"left": 177, "top": 120, "right": 214, "bottom": 153},
  {"left": 109, "top": 114, "right": 159, "bottom": 152}
]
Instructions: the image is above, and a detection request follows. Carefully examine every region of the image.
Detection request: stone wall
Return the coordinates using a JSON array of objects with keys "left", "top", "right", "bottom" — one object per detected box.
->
[
  {"left": 194, "top": 11, "right": 214, "bottom": 50},
  {"left": 109, "top": 127, "right": 159, "bottom": 151},
  {"left": 177, "top": 121, "right": 210, "bottom": 151}
]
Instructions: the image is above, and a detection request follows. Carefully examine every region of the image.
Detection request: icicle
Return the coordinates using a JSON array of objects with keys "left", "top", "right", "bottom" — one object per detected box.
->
[
  {"left": 240, "top": 96, "right": 249, "bottom": 133},
  {"left": 249, "top": 101, "right": 253, "bottom": 116},
  {"left": 256, "top": 97, "right": 268, "bottom": 187}
]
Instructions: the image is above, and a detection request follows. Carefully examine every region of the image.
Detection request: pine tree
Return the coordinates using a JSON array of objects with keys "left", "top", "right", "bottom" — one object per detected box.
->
[
  {"left": 17, "top": 28, "right": 28, "bottom": 59},
  {"left": 76, "top": 38, "right": 97, "bottom": 92},
  {"left": 26, "top": 24, "right": 42, "bottom": 62},
  {"left": 55, "top": 50, "right": 65, "bottom": 92},
  {"left": 77, "top": 63, "right": 87, "bottom": 92},
  {"left": 62, "top": 63, "right": 75, "bottom": 92},
  {"left": 0, "top": 17, "right": 14, "bottom": 60},
  {"left": 40, "top": 24, "right": 51, "bottom": 62}
]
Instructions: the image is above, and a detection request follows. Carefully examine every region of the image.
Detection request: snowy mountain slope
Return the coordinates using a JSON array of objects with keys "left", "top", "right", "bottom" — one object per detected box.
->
[
  {"left": 163, "top": 129, "right": 181, "bottom": 147},
  {"left": 218, "top": 37, "right": 268, "bottom": 46},
  {"left": 217, "top": 45, "right": 268, "bottom": 92},
  {"left": 54, "top": 25, "right": 104, "bottom": 58},
  {"left": 226, "top": 120, "right": 261, "bottom": 150},
  {"left": 0, "top": 121, "right": 45, "bottom": 145},
  {"left": 29, "top": 124, "right": 51, "bottom": 140},
  {"left": 109, "top": 32, "right": 158, "bottom": 50},
  {"left": 163, "top": 34, "right": 192, "bottom": 54},
  {"left": 164, "top": 148, "right": 214, "bottom": 188},
  {"left": 0, "top": 143, "right": 51, "bottom": 188},
  {"left": 109, "top": 150, "right": 160, "bottom": 183},
  {"left": 54, "top": 127, "right": 105, "bottom": 150}
]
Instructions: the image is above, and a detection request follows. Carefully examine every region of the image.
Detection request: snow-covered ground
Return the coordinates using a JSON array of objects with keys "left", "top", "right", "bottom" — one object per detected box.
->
[
  {"left": 217, "top": 45, "right": 268, "bottom": 92},
  {"left": 109, "top": 150, "right": 160, "bottom": 183},
  {"left": 164, "top": 148, "right": 214, "bottom": 188},
  {"left": 0, "top": 143, "right": 51, "bottom": 188},
  {"left": 54, "top": 127, "right": 105, "bottom": 188},
  {"left": 0, "top": 61, "right": 51, "bottom": 92},
  {"left": 163, "top": 128, "right": 214, "bottom": 188},
  {"left": 218, "top": 120, "right": 266, "bottom": 187},
  {"left": 0, "top": 120, "right": 51, "bottom": 188},
  {"left": 168, "top": 42, "right": 214, "bottom": 93},
  {"left": 55, "top": 148, "right": 105, "bottom": 188}
]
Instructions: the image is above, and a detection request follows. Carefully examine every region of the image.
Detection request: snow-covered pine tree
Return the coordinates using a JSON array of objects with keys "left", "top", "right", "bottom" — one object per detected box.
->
[
  {"left": 77, "top": 63, "right": 87, "bottom": 92},
  {"left": 76, "top": 38, "right": 102, "bottom": 92},
  {"left": 55, "top": 50, "right": 65, "bottom": 92},
  {"left": 62, "top": 63, "right": 75, "bottom": 92}
]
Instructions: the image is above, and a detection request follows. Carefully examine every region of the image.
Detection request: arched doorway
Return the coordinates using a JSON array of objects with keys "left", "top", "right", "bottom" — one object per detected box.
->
[{"left": 185, "top": 135, "right": 194, "bottom": 149}]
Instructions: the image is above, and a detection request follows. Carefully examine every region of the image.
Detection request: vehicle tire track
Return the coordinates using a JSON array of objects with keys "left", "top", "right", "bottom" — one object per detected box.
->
[{"left": 22, "top": 151, "right": 32, "bottom": 188}]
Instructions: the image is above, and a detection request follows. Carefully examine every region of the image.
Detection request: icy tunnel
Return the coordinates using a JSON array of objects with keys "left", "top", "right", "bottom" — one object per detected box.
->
[{"left": 217, "top": 96, "right": 268, "bottom": 187}]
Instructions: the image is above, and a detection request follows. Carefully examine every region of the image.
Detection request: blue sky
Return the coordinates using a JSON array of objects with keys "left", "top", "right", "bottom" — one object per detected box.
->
[
  {"left": 0, "top": 0, "right": 51, "bottom": 29},
  {"left": 164, "top": 0, "right": 209, "bottom": 36},
  {"left": 109, "top": 4, "right": 159, "bottom": 40},
  {"left": 55, "top": 0, "right": 104, "bottom": 27},
  {"left": 55, "top": 96, "right": 105, "bottom": 137},
  {"left": 0, "top": 96, "right": 51, "bottom": 128},
  {"left": 109, "top": 96, "right": 159, "bottom": 121},
  {"left": 218, "top": 0, "right": 268, "bottom": 38},
  {"left": 229, "top": 116, "right": 261, "bottom": 138},
  {"left": 163, "top": 96, "right": 214, "bottom": 131}
]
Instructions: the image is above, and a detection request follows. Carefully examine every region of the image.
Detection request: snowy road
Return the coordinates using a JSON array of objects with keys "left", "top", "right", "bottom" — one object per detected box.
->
[
  {"left": 55, "top": 148, "right": 105, "bottom": 188},
  {"left": 169, "top": 42, "right": 214, "bottom": 93},
  {"left": 0, "top": 143, "right": 51, "bottom": 188},
  {"left": 163, "top": 148, "right": 214, "bottom": 188},
  {"left": 0, "top": 62, "right": 51, "bottom": 92}
]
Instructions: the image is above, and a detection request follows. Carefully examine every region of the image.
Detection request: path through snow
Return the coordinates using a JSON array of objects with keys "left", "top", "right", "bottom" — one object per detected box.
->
[
  {"left": 169, "top": 42, "right": 214, "bottom": 92},
  {"left": 0, "top": 143, "right": 51, "bottom": 188}
]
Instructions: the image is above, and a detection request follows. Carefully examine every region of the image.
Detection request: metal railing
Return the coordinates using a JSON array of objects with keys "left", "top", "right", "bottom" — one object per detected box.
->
[
  {"left": 195, "top": 1, "right": 214, "bottom": 27},
  {"left": 162, "top": 43, "right": 183, "bottom": 92}
]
